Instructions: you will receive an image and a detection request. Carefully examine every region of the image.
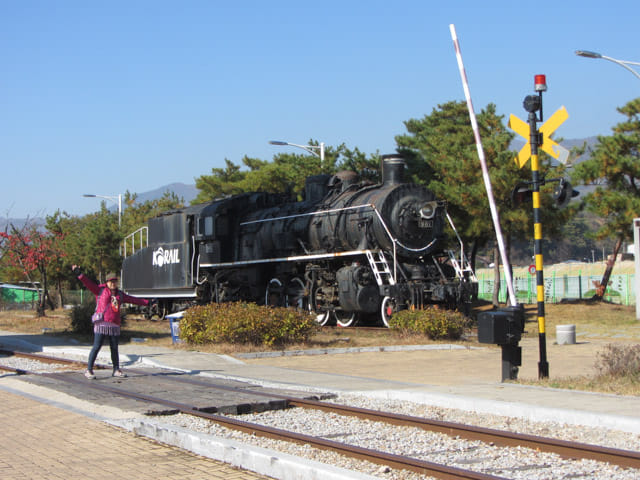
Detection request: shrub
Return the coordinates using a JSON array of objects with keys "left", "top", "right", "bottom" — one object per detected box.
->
[
  {"left": 69, "top": 296, "right": 128, "bottom": 335},
  {"left": 388, "top": 307, "right": 469, "bottom": 340},
  {"left": 595, "top": 343, "right": 640, "bottom": 379},
  {"left": 180, "top": 302, "right": 320, "bottom": 347},
  {"left": 69, "top": 301, "right": 96, "bottom": 335}
]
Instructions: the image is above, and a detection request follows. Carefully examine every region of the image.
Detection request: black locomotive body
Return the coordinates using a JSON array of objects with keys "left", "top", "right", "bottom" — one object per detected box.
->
[{"left": 121, "top": 157, "right": 477, "bottom": 326}]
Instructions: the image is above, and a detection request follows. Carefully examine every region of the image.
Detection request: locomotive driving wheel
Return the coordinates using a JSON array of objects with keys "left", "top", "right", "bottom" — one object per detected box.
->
[
  {"left": 152, "top": 300, "right": 168, "bottom": 320},
  {"left": 265, "top": 278, "right": 286, "bottom": 306},
  {"left": 310, "top": 285, "right": 334, "bottom": 326},
  {"left": 146, "top": 300, "right": 168, "bottom": 320},
  {"left": 380, "top": 296, "right": 397, "bottom": 327},
  {"left": 286, "top": 277, "right": 309, "bottom": 310},
  {"left": 335, "top": 310, "right": 357, "bottom": 328}
]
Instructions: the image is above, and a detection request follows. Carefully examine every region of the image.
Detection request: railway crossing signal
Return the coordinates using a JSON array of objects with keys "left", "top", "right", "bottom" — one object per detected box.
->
[
  {"left": 509, "top": 107, "right": 570, "bottom": 167},
  {"left": 511, "top": 177, "right": 578, "bottom": 208},
  {"left": 552, "top": 178, "right": 579, "bottom": 208},
  {"left": 506, "top": 74, "right": 574, "bottom": 380}
]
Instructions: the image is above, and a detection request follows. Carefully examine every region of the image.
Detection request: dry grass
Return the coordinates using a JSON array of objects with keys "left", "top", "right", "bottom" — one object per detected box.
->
[
  {"left": 514, "top": 300, "right": 640, "bottom": 394},
  {"left": 0, "top": 309, "right": 175, "bottom": 347},
  {"left": 0, "top": 308, "right": 437, "bottom": 354},
  {"left": 0, "top": 310, "right": 73, "bottom": 334},
  {"left": 476, "top": 260, "right": 636, "bottom": 277},
  {"left": 521, "top": 374, "right": 640, "bottom": 396},
  {"left": 2, "top": 301, "right": 638, "bottom": 347},
  {"left": 521, "top": 301, "right": 640, "bottom": 340}
]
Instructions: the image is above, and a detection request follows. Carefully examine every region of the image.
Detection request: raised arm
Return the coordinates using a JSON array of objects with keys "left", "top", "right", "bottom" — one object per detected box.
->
[{"left": 71, "top": 265, "right": 101, "bottom": 295}]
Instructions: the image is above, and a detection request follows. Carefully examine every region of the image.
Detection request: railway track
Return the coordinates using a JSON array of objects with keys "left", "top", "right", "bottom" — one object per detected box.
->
[
  {"left": 2, "top": 349, "right": 640, "bottom": 479},
  {"left": 0, "top": 348, "right": 88, "bottom": 368}
]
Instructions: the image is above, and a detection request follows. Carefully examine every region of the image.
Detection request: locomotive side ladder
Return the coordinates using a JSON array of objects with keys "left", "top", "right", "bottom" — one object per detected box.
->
[
  {"left": 447, "top": 250, "right": 477, "bottom": 281},
  {"left": 444, "top": 211, "right": 477, "bottom": 282},
  {"left": 365, "top": 250, "right": 396, "bottom": 286}
]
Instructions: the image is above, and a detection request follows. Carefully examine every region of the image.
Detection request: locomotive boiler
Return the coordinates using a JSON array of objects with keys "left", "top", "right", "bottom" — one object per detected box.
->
[{"left": 121, "top": 156, "right": 477, "bottom": 326}]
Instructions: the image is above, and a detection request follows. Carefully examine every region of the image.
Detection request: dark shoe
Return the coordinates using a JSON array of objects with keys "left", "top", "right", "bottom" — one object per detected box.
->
[
  {"left": 84, "top": 370, "right": 96, "bottom": 379},
  {"left": 112, "top": 370, "right": 127, "bottom": 378}
]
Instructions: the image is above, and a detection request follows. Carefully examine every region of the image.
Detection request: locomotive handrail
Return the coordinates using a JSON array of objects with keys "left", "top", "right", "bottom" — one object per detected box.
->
[
  {"left": 198, "top": 249, "right": 377, "bottom": 268},
  {"left": 446, "top": 211, "right": 464, "bottom": 268},
  {"left": 238, "top": 204, "right": 374, "bottom": 226},
  {"left": 123, "top": 226, "right": 148, "bottom": 258},
  {"left": 239, "top": 202, "right": 436, "bottom": 257},
  {"left": 368, "top": 204, "right": 438, "bottom": 253},
  {"left": 239, "top": 202, "right": 441, "bottom": 283},
  {"left": 444, "top": 212, "right": 477, "bottom": 281},
  {"left": 239, "top": 203, "right": 401, "bottom": 278}
]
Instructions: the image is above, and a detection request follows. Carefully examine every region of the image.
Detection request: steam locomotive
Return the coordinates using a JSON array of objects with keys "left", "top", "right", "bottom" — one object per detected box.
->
[{"left": 121, "top": 156, "right": 477, "bottom": 326}]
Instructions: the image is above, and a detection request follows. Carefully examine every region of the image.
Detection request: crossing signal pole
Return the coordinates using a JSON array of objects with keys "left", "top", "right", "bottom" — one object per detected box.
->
[
  {"left": 508, "top": 75, "right": 572, "bottom": 379},
  {"left": 525, "top": 75, "right": 550, "bottom": 378}
]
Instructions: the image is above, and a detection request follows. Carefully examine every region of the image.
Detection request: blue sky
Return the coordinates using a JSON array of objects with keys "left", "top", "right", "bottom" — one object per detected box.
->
[{"left": 1, "top": 1, "right": 639, "bottom": 219}]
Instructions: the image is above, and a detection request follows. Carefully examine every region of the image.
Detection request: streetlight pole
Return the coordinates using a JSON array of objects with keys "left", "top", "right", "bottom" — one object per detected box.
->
[
  {"left": 83, "top": 193, "right": 122, "bottom": 227},
  {"left": 575, "top": 50, "right": 640, "bottom": 81},
  {"left": 269, "top": 140, "right": 325, "bottom": 166}
]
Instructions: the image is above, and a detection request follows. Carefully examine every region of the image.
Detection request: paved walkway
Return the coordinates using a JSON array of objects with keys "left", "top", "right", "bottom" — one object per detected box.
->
[{"left": 0, "top": 387, "right": 270, "bottom": 480}]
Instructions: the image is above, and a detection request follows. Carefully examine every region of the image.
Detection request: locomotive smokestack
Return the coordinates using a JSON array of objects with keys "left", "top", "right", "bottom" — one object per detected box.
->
[{"left": 381, "top": 155, "right": 405, "bottom": 186}]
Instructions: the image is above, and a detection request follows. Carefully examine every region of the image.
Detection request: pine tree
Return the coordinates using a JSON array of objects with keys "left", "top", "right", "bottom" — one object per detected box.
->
[
  {"left": 396, "top": 101, "right": 573, "bottom": 305},
  {"left": 572, "top": 97, "right": 640, "bottom": 300}
]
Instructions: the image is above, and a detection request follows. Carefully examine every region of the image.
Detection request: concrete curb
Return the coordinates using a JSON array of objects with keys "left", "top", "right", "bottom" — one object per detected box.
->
[
  {"left": 42, "top": 345, "right": 136, "bottom": 366},
  {"left": 236, "top": 343, "right": 482, "bottom": 359},
  {"left": 358, "top": 388, "right": 640, "bottom": 435},
  {"left": 112, "top": 417, "right": 378, "bottom": 480}
]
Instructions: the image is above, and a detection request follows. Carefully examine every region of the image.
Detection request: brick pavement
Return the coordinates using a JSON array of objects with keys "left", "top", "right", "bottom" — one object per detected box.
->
[{"left": 0, "top": 389, "right": 271, "bottom": 480}]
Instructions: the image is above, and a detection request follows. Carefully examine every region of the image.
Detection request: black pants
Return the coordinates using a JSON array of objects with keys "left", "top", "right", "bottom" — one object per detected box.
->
[{"left": 87, "top": 333, "right": 120, "bottom": 372}]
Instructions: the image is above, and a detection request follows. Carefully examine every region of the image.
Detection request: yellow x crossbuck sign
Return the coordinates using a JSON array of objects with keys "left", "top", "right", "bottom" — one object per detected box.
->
[{"left": 508, "top": 106, "right": 570, "bottom": 168}]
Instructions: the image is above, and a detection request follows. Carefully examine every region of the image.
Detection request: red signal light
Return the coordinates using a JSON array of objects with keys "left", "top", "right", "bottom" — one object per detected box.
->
[{"left": 534, "top": 74, "right": 547, "bottom": 92}]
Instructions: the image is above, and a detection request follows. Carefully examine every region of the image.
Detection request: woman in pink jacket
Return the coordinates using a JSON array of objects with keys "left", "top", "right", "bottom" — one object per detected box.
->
[{"left": 72, "top": 265, "right": 149, "bottom": 379}]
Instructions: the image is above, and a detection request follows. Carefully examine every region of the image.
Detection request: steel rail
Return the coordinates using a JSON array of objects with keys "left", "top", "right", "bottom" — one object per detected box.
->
[
  {"left": 1, "top": 348, "right": 85, "bottom": 366},
  {"left": 124, "top": 368, "right": 640, "bottom": 470},
  {"left": 285, "top": 398, "right": 640, "bottom": 470},
  {"left": 41, "top": 371, "right": 505, "bottom": 480},
  {"left": 0, "top": 364, "right": 28, "bottom": 375},
  {"left": 0, "top": 348, "right": 103, "bottom": 369},
  {"left": 0, "top": 349, "right": 82, "bottom": 375}
]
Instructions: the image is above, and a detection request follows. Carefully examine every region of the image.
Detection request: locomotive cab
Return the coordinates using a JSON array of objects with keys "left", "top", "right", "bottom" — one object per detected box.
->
[
  {"left": 196, "top": 201, "right": 232, "bottom": 265},
  {"left": 121, "top": 206, "right": 202, "bottom": 304}
]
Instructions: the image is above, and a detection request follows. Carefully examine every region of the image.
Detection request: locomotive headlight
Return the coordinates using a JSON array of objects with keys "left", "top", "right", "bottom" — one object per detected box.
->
[{"left": 419, "top": 202, "right": 437, "bottom": 220}]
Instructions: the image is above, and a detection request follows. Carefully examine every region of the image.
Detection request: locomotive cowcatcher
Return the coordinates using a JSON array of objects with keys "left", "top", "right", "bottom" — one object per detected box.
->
[{"left": 121, "top": 155, "right": 477, "bottom": 326}]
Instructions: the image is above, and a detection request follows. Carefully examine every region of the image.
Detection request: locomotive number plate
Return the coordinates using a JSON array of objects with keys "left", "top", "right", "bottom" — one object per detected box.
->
[{"left": 419, "top": 219, "right": 433, "bottom": 228}]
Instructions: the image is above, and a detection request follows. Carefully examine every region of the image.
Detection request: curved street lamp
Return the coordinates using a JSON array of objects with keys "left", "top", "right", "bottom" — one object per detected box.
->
[
  {"left": 269, "top": 140, "right": 325, "bottom": 164},
  {"left": 83, "top": 193, "right": 122, "bottom": 226},
  {"left": 575, "top": 50, "right": 640, "bottom": 81}
]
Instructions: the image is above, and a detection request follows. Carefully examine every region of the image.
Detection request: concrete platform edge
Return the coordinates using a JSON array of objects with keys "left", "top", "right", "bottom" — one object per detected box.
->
[
  {"left": 113, "top": 417, "right": 378, "bottom": 480},
  {"left": 236, "top": 343, "right": 482, "bottom": 359},
  {"left": 358, "top": 389, "right": 640, "bottom": 434}
]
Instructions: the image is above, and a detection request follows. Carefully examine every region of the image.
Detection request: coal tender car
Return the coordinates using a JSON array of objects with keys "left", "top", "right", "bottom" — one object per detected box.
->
[{"left": 121, "top": 156, "right": 477, "bottom": 326}]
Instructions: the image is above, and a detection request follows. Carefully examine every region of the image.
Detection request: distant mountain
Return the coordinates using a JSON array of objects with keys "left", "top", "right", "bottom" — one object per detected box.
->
[
  {"left": 555, "top": 136, "right": 599, "bottom": 165},
  {"left": 0, "top": 217, "right": 45, "bottom": 231},
  {"left": 509, "top": 136, "right": 599, "bottom": 165},
  {"left": 561, "top": 136, "right": 599, "bottom": 150},
  {"left": 132, "top": 182, "right": 199, "bottom": 206}
]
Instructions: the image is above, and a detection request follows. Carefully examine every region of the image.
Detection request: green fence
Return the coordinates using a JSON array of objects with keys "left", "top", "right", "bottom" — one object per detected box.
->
[
  {"left": 0, "top": 287, "right": 93, "bottom": 311},
  {"left": 0, "top": 285, "right": 40, "bottom": 310},
  {"left": 477, "top": 273, "right": 635, "bottom": 305}
]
